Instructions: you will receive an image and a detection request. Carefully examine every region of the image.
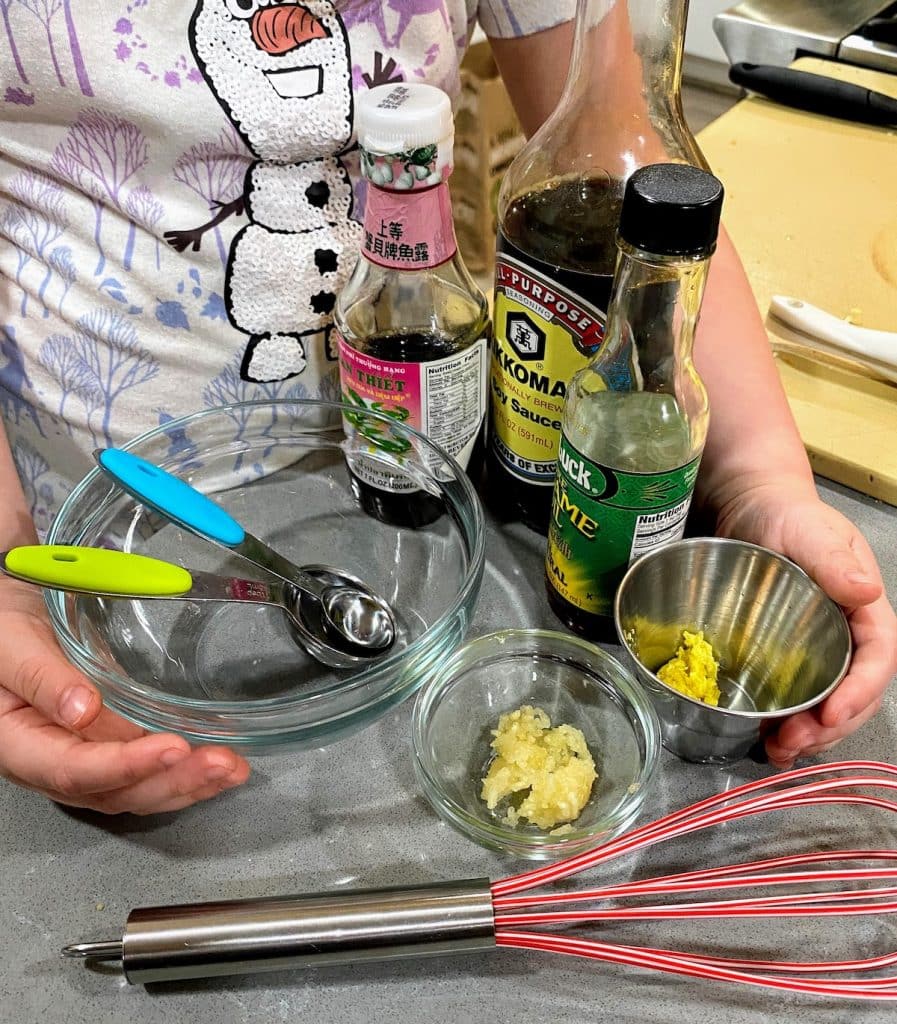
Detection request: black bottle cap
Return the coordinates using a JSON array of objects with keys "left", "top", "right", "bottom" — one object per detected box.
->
[{"left": 618, "top": 163, "right": 724, "bottom": 257}]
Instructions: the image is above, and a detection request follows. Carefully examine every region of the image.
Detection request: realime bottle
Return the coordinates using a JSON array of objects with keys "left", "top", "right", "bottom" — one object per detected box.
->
[
  {"left": 545, "top": 163, "right": 724, "bottom": 641},
  {"left": 487, "top": 0, "right": 708, "bottom": 533},
  {"left": 334, "top": 83, "right": 490, "bottom": 528}
]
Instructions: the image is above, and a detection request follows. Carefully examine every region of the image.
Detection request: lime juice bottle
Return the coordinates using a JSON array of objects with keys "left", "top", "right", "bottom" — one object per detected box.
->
[{"left": 545, "top": 162, "right": 724, "bottom": 640}]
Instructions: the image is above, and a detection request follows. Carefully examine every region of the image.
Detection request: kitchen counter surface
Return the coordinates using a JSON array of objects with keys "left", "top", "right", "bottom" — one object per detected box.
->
[{"left": 1, "top": 476, "right": 895, "bottom": 1024}]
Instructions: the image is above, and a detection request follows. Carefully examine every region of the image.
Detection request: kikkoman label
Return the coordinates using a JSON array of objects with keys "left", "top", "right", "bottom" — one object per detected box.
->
[
  {"left": 545, "top": 433, "right": 701, "bottom": 617},
  {"left": 490, "top": 247, "right": 608, "bottom": 485}
]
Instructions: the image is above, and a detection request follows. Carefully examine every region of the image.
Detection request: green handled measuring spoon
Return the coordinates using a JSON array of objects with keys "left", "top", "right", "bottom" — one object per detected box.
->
[
  {"left": 0, "top": 546, "right": 370, "bottom": 648},
  {"left": 3, "top": 545, "right": 193, "bottom": 597}
]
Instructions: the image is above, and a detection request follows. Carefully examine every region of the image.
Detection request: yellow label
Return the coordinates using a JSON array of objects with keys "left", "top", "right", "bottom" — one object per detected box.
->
[{"left": 489, "top": 247, "right": 608, "bottom": 485}]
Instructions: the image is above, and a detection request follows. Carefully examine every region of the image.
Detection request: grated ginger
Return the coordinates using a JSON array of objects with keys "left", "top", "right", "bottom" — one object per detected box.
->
[
  {"left": 480, "top": 705, "right": 597, "bottom": 830},
  {"left": 656, "top": 630, "right": 721, "bottom": 706}
]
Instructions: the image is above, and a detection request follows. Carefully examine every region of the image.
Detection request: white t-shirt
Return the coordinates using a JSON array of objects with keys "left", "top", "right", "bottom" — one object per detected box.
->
[{"left": 0, "top": 0, "right": 572, "bottom": 534}]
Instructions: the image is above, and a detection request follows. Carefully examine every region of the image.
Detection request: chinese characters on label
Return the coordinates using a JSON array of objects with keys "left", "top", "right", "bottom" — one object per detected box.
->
[{"left": 363, "top": 219, "right": 431, "bottom": 264}]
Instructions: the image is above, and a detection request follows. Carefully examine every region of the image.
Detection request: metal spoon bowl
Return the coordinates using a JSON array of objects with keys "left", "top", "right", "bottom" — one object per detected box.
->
[{"left": 288, "top": 564, "right": 397, "bottom": 667}]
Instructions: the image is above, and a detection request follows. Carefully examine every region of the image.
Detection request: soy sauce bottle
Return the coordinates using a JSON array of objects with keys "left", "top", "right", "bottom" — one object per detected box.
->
[
  {"left": 335, "top": 84, "right": 490, "bottom": 528},
  {"left": 487, "top": 0, "right": 708, "bottom": 533}
]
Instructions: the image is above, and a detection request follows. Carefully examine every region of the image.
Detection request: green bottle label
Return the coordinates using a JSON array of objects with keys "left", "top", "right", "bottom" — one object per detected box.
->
[{"left": 546, "top": 433, "right": 701, "bottom": 617}]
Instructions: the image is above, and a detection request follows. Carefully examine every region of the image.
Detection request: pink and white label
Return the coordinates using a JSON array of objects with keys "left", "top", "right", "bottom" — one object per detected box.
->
[
  {"left": 362, "top": 183, "right": 456, "bottom": 270},
  {"left": 338, "top": 333, "right": 487, "bottom": 493}
]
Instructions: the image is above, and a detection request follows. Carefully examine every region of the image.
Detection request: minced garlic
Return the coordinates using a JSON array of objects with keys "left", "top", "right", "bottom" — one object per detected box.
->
[
  {"left": 480, "top": 705, "right": 597, "bottom": 830},
  {"left": 656, "top": 630, "right": 721, "bottom": 706}
]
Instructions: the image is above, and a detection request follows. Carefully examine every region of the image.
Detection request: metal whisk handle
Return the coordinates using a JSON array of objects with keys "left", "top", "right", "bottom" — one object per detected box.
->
[{"left": 62, "top": 879, "right": 496, "bottom": 984}]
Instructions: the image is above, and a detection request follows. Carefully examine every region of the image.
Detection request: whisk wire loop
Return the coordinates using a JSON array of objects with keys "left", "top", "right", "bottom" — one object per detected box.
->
[
  {"left": 497, "top": 931, "right": 897, "bottom": 999},
  {"left": 491, "top": 762, "right": 897, "bottom": 1000}
]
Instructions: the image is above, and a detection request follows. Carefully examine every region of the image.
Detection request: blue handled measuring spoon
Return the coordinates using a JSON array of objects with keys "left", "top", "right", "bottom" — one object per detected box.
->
[{"left": 94, "top": 448, "right": 397, "bottom": 669}]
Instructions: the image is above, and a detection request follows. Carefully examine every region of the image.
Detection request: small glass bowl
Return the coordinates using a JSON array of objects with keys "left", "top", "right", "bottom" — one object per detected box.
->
[
  {"left": 412, "top": 629, "right": 660, "bottom": 860},
  {"left": 45, "top": 400, "right": 485, "bottom": 753}
]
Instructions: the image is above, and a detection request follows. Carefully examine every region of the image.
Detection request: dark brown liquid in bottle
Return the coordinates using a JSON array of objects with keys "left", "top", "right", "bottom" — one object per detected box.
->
[
  {"left": 545, "top": 490, "right": 621, "bottom": 643},
  {"left": 347, "top": 328, "right": 486, "bottom": 529},
  {"left": 486, "top": 177, "right": 621, "bottom": 535},
  {"left": 501, "top": 177, "right": 622, "bottom": 275},
  {"left": 545, "top": 581, "right": 619, "bottom": 644}
]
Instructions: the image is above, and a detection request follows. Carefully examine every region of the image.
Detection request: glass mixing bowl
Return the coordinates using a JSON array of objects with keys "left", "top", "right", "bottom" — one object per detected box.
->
[
  {"left": 412, "top": 630, "right": 660, "bottom": 860},
  {"left": 45, "top": 400, "right": 485, "bottom": 752}
]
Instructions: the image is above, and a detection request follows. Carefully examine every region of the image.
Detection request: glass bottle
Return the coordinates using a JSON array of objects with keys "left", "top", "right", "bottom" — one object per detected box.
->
[
  {"left": 487, "top": 0, "right": 707, "bottom": 533},
  {"left": 335, "top": 84, "right": 490, "bottom": 528},
  {"left": 545, "top": 162, "right": 724, "bottom": 641}
]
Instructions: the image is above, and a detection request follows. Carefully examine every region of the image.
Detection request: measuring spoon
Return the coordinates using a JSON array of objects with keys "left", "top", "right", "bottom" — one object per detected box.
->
[
  {"left": 93, "top": 448, "right": 397, "bottom": 668},
  {"left": 1, "top": 545, "right": 394, "bottom": 663}
]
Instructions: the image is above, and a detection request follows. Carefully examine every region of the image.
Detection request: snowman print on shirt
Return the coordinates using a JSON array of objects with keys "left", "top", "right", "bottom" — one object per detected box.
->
[{"left": 189, "top": 0, "right": 362, "bottom": 383}]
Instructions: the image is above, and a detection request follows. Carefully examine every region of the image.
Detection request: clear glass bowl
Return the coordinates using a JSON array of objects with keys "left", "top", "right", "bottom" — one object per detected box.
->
[
  {"left": 45, "top": 400, "right": 485, "bottom": 752},
  {"left": 412, "top": 629, "right": 660, "bottom": 860}
]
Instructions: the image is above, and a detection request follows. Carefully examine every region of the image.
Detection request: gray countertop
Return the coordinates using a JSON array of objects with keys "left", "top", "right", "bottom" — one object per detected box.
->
[{"left": 2, "top": 478, "right": 895, "bottom": 1024}]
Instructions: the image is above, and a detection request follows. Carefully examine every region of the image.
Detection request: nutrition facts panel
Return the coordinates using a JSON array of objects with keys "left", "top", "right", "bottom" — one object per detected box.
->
[
  {"left": 629, "top": 496, "right": 691, "bottom": 562},
  {"left": 423, "top": 338, "right": 487, "bottom": 464}
]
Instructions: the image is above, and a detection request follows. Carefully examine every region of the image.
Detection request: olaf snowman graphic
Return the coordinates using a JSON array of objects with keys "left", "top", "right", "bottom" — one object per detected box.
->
[{"left": 189, "top": 0, "right": 362, "bottom": 383}]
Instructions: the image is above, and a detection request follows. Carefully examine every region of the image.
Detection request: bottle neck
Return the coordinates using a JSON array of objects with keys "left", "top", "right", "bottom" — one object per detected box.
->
[
  {"left": 600, "top": 239, "right": 712, "bottom": 389},
  {"left": 555, "top": 0, "right": 701, "bottom": 167},
  {"left": 362, "top": 181, "right": 457, "bottom": 271}
]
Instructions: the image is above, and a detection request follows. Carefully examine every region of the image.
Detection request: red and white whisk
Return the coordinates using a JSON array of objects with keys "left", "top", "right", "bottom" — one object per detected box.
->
[
  {"left": 65, "top": 761, "right": 897, "bottom": 999},
  {"left": 493, "top": 760, "right": 897, "bottom": 1000}
]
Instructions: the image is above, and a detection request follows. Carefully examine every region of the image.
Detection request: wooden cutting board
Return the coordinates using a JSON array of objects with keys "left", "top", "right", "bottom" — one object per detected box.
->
[{"left": 696, "top": 57, "right": 897, "bottom": 505}]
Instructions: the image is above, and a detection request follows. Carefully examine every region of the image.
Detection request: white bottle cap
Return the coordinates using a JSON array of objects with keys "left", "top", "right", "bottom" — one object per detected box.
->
[
  {"left": 357, "top": 83, "right": 454, "bottom": 152},
  {"left": 357, "top": 84, "right": 454, "bottom": 189}
]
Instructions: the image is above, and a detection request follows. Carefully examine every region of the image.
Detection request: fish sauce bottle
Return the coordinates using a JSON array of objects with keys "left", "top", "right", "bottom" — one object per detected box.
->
[
  {"left": 545, "top": 162, "right": 724, "bottom": 641},
  {"left": 487, "top": 0, "right": 708, "bottom": 533},
  {"left": 335, "top": 83, "right": 490, "bottom": 528}
]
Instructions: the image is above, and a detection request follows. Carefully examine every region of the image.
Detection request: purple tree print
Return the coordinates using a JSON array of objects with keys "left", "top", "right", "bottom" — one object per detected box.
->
[
  {"left": 316, "top": 367, "right": 341, "bottom": 404},
  {"left": 1, "top": 324, "right": 45, "bottom": 436},
  {"left": 48, "top": 245, "right": 76, "bottom": 314},
  {"left": 51, "top": 108, "right": 148, "bottom": 277},
  {"left": 16, "top": 0, "right": 65, "bottom": 86},
  {"left": 32, "top": 476, "right": 68, "bottom": 537},
  {"left": 38, "top": 332, "right": 99, "bottom": 429},
  {"left": 61, "top": 0, "right": 91, "bottom": 96},
  {"left": 70, "top": 309, "right": 159, "bottom": 446},
  {"left": 202, "top": 353, "right": 303, "bottom": 467},
  {"left": 155, "top": 409, "right": 203, "bottom": 474},
  {"left": 390, "top": 0, "right": 449, "bottom": 47},
  {"left": 279, "top": 378, "right": 310, "bottom": 426},
  {"left": 341, "top": 0, "right": 391, "bottom": 48},
  {"left": 1, "top": 207, "right": 30, "bottom": 312},
  {"left": 202, "top": 354, "right": 258, "bottom": 441},
  {"left": 172, "top": 125, "right": 249, "bottom": 267},
  {"left": 11, "top": 437, "right": 49, "bottom": 512},
  {"left": 124, "top": 184, "right": 165, "bottom": 271},
  {"left": 74, "top": 365, "right": 103, "bottom": 440},
  {"left": 342, "top": 1, "right": 449, "bottom": 48},
  {"left": 9, "top": 442, "right": 67, "bottom": 535},
  {"left": 255, "top": 374, "right": 299, "bottom": 437},
  {"left": 0, "top": 0, "right": 28, "bottom": 83},
  {"left": 245, "top": 378, "right": 310, "bottom": 471},
  {"left": 1, "top": 171, "right": 67, "bottom": 318}
]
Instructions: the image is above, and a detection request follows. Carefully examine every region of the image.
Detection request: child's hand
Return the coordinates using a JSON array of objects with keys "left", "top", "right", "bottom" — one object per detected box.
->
[
  {"left": 0, "top": 579, "right": 250, "bottom": 814},
  {"left": 716, "top": 484, "right": 897, "bottom": 768}
]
